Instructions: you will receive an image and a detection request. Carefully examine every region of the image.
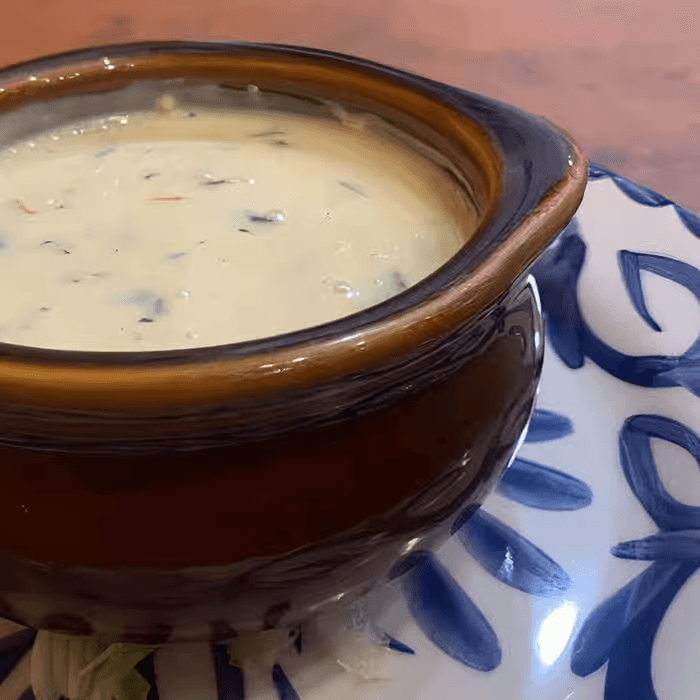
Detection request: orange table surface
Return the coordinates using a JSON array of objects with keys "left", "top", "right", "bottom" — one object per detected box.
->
[{"left": 0, "top": 0, "right": 698, "bottom": 210}]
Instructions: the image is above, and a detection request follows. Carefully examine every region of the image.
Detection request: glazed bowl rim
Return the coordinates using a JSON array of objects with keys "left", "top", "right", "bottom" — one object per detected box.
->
[{"left": 0, "top": 41, "right": 587, "bottom": 409}]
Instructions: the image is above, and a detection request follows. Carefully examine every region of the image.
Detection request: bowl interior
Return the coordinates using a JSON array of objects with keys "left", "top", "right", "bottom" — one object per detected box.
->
[
  {"left": 0, "top": 43, "right": 588, "bottom": 415},
  {"left": 0, "top": 43, "right": 500, "bottom": 363}
]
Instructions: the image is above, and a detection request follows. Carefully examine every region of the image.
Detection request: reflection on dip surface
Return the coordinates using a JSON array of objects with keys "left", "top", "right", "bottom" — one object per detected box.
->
[{"left": 0, "top": 98, "right": 471, "bottom": 350}]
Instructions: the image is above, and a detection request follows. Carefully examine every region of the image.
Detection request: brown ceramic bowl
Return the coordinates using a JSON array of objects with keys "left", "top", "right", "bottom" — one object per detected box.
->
[{"left": 0, "top": 42, "right": 586, "bottom": 643}]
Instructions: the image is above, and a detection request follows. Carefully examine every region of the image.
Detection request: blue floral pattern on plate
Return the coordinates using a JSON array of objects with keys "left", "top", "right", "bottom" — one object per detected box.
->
[
  {"left": 391, "top": 408, "right": 592, "bottom": 675},
  {"left": 532, "top": 165, "right": 700, "bottom": 700},
  {"left": 570, "top": 415, "right": 700, "bottom": 700},
  {"left": 1, "top": 165, "right": 700, "bottom": 699}
]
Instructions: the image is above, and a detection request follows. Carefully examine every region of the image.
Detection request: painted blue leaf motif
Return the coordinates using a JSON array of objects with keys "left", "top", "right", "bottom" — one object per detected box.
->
[
  {"left": 455, "top": 509, "right": 571, "bottom": 595},
  {"left": 448, "top": 504, "right": 480, "bottom": 539},
  {"left": 611, "top": 176, "right": 671, "bottom": 207},
  {"left": 497, "top": 457, "right": 593, "bottom": 511},
  {"left": 620, "top": 252, "right": 700, "bottom": 333},
  {"left": 531, "top": 219, "right": 587, "bottom": 369},
  {"left": 532, "top": 222, "right": 700, "bottom": 398},
  {"left": 665, "top": 359, "right": 700, "bottom": 398},
  {"left": 588, "top": 163, "right": 612, "bottom": 180},
  {"left": 271, "top": 664, "right": 300, "bottom": 700},
  {"left": 619, "top": 415, "right": 700, "bottom": 531},
  {"left": 571, "top": 560, "right": 688, "bottom": 677},
  {"left": 572, "top": 414, "right": 700, "bottom": 697},
  {"left": 524, "top": 409, "right": 573, "bottom": 442},
  {"left": 212, "top": 645, "right": 245, "bottom": 700},
  {"left": 617, "top": 251, "right": 663, "bottom": 332},
  {"left": 397, "top": 551, "right": 501, "bottom": 671},
  {"left": 385, "top": 635, "right": 416, "bottom": 655},
  {"left": 612, "top": 530, "right": 700, "bottom": 561},
  {"left": 673, "top": 204, "right": 700, "bottom": 238},
  {"left": 602, "top": 561, "right": 698, "bottom": 700}
]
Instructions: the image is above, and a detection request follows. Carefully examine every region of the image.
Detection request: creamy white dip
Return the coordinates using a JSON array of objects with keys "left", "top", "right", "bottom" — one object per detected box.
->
[{"left": 0, "top": 98, "right": 467, "bottom": 350}]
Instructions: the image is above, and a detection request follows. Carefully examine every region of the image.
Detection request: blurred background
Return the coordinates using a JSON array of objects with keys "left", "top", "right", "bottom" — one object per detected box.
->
[{"left": 2, "top": 0, "right": 698, "bottom": 208}]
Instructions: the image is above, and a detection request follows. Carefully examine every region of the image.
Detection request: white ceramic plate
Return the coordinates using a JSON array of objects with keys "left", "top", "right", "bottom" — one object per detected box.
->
[{"left": 2, "top": 166, "right": 699, "bottom": 700}]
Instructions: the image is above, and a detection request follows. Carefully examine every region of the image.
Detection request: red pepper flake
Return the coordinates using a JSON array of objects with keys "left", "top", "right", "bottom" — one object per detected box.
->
[
  {"left": 148, "top": 196, "right": 186, "bottom": 202},
  {"left": 15, "top": 199, "right": 36, "bottom": 214}
]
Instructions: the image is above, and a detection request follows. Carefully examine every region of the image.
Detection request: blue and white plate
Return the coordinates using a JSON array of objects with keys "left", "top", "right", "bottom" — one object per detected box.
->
[{"left": 1, "top": 167, "right": 700, "bottom": 700}]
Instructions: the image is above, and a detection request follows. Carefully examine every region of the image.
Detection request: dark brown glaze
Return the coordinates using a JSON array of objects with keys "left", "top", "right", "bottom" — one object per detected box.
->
[
  {"left": 0, "top": 42, "right": 587, "bottom": 641},
  {"left": 0, "top": 279, "right": 542, "bottom": 641},
  {"left": 0, "top": 281, "right": 534, "bottom": 569}
]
